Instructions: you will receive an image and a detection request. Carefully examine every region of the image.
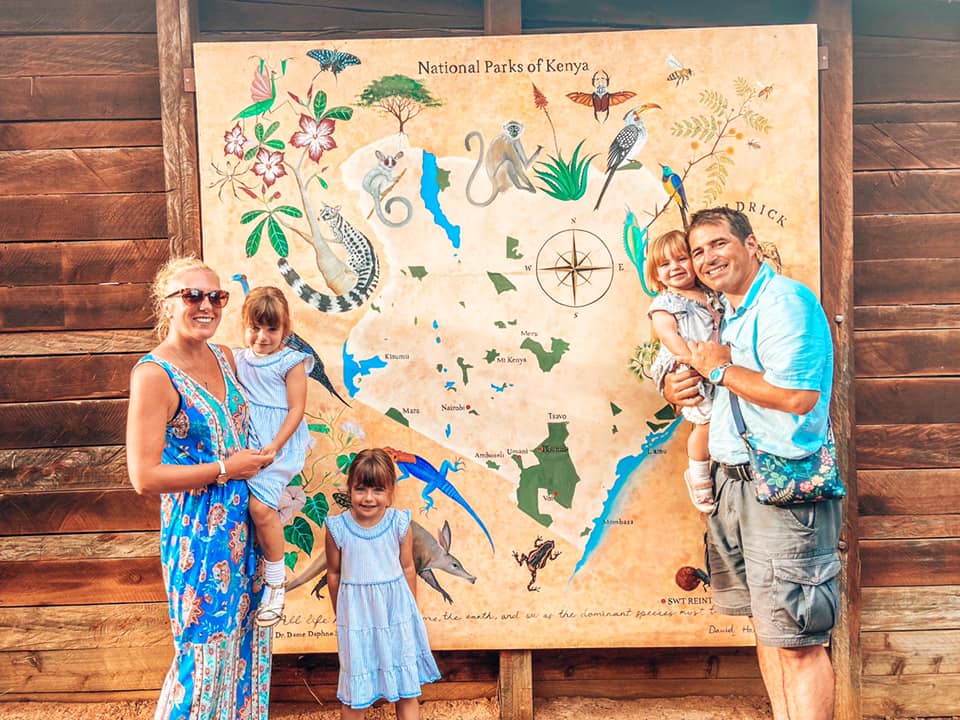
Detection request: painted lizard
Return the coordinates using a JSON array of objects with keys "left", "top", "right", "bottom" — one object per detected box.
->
[{"left": 384, "top": 447, "right": 495, "bottom": 552}]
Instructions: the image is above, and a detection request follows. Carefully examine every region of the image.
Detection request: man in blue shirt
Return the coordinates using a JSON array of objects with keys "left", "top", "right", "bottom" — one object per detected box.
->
[{"left": 664, "top": 207, "right": 841, "bottom": 720}]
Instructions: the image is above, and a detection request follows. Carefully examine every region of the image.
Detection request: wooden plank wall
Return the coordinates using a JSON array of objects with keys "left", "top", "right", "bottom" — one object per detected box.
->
[
  {"left": 0, "top": 0, "right": 172, "bottom": 700},
  {"left": 4, "top": 1, "right": 956, "bottom": 718},
  {"left": 852, "top": 1, "right": 960, "bottom": 718}
]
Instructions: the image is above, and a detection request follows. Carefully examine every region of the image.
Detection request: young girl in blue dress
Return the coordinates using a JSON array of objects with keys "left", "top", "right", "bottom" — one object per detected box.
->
[
  {"left": 325, "top": 448, "right": 441, "bottom": 719},
  {"left": 233, "top": 286, "right": 314, "bottom": 626},
  {"left": 645, "top": 230, "right": 722, "bottom": 513}
]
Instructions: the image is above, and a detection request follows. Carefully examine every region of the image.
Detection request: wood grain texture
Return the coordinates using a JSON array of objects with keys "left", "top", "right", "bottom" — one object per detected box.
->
[
  {"left": 0, "top": 602, "right": 169, "bottom": 651},
  {"left": 0, "top": 400, "right": 128, "bottom": 449},
  {"left": 0, "top": 645, "right": 171, "bottom": 693},
  {"left": 0, "top": 330, "right": 154, "bottom": 358},
  {"left": 499, "top": 649, "right": 533, "bottom": 720},
  {"left": 0, "top": 446, "right": 129, "bottom": 492},
  {"left": 863, "top": 674, "right": 960, "bottom": 717},
  {"left": 0, "top": 193, "right": 166, "bottom": 240},
  {"left": 854, "top": 304, "right": 960, "bottom": 331},
  {"left": 854, "top": 258, "right": 960, "bottom": 305},
  {"left": 0, "top": 75, "right": 161, "bottom": 122},
  {"left": 854, "top": 0, "right": 960, "bottom": 42},
  {"left": 0, "top": 557, "right": 164, "bottom": 607},
  {"left": 275, "top": 649, "right": 499, "bottom": 686},
  {"left": 0, "top": 239, "right": 168, "bottom": 286},
  {"left": 856, "top": 378, "right": 960, "bottom": 424},
  {"left": 855, "top": 101, "right": 960, "bottom": 124},
  {"left": 0, "top": 35, "right": 158, "bottom": 76},
  {"left": 0, "top": 354, "right": 139, "bottom": 403},
  {"left": 0, "top": 284, "right": 151, "bottom": 332},
  {"left": 857, "top": 424, "right": 960, "bottom": 468},
  {"left": 854, "top": 213, "right": 960, "bottom": 261},
  {"left": 532, "top": 647, "right": 761, "bottom": 680},
  {"left": 854, "top": 169, "right": 960, "bottom": 215},
  {"left": 863, "top": 629, "right": 960, "bottom": 675},
  {"left": 859, "top": 469, "right": 960, "bottom": 516},
  {"left": 0, "top": 148, "right": 164, "bottom": 194},
  {"left": 0, "top": 0, "right": 157, "bottom": 33},
  {"left": 855, "top": 330, "right": 960, "bottom": 377},
  {"left": 533, "top": 678, "right": 768, "bottom": 699},
  {"left": 860, "top": 515, "right": 960, "bottom": 540},
  {"left": 0, "top": 490, "right": 159, "bottom": 535},
  {"left": 0, "top": 532, "right": 158, "bottom": 561},
  {"left": 200, "top": 0, "right": 482, "bottom": 33},
  {"left": 854, "top": 35, "right": 960, "bottom": 104},
  {"left": 854, "top": 122, "right": 960, "bottom": 170},
  {"left": 0, "top": 120, "right": 162, "bottom": 151},
  {"left": 862, "top": 585, "right": 960, "bottom": 631},
  {"left": 484, "top": 0, "right": 521, "bottom": 34},
  {"left": 860, "top": 538, "right": 960, "bottom": 587},
  {"left": 271, "top": 681, "right": 496, "bottom": 703}
]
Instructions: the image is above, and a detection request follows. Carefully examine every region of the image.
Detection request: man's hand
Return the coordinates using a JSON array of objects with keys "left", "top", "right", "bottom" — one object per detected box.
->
[
  {"left": 663, "top": 367, "right": 705, "bottom": 407},
  {"left": 678, "top": 340, "right": 732, "bottom": 379}
]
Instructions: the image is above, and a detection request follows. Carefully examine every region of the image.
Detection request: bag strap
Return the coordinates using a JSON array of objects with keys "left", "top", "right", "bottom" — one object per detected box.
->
[{"left": 728, "top": 392, "right": 750, "bottom": 440}]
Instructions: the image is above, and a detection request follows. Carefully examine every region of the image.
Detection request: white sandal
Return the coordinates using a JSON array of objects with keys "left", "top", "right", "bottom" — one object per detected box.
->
[
  {"left": 684, "top": 470, "right": 717, "bottom": 514},
  {"left": 256, "top": 582, "right": 285, "bottom": 627}
]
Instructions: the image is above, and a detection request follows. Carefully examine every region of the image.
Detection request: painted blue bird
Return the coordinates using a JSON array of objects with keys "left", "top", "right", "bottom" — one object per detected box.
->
[
  {"left": 593, "top": 103, "right": 661, "bottom": 211},
  {"left": 660, "top": 163, "right": 688, "bottom": 230},
  {"left": 232, "top": 273, "right": 350, "bottom": 407}
]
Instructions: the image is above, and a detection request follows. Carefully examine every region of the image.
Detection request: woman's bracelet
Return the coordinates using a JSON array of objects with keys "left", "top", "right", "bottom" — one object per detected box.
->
[{"left": 215, "top": 458, "right": 228, "bottom": 485}]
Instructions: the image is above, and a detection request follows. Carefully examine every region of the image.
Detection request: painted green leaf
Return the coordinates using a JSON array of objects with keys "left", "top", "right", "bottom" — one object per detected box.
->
[
  {"left": 245, "top": 218, "right": 266, "bottom": 257},
  {"left": 267, "top": 215, "right": 288, "bottom": 257},
  {"left": 336, "top": 452, "right": 357, "bottom": 474},
  {"left": 284, "top": 550, "right": 298, "bottom": 570},
  {"left": 240, "top": 209, "right": 266, "bottom": 224},
  {"left": 254, "top": 123, "right": 265, "bottom": 141},
  {"left": 243, "top": 145, "right": 259, "bottom": 161},
  {"left": 263, "top": 121, "right": 280, "bottom": 140},
  {"left": 274, "top": 205, "right": 303, "bottom": 218},
  {"left": 288, "top": 474, "right": 303, "bottom": 487},
  {"left": 283, "top": 516, "right": 314, "bottom": 555},
  {"left": 323, "top": 106, "right": 353, "bottom": 121},
  {"left": 487, "top": 272, "right": 517, "bottom": 294},
  {"left": 313, "top": 91, "right": 327, "bottom": 120},
  {"left": 302, "top": 493, "right": 329, "bottom": 528},
  {"left": 265, "top": 139, "right": 286, "bottom": 150},
  {"left": 308, "top": 422, "right": 331, "bottom": 433}
]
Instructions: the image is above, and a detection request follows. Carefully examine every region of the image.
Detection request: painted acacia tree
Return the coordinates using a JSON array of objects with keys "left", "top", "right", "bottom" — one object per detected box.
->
[{"left": 356, "top": 74, "right": 442, "bottom": 134}]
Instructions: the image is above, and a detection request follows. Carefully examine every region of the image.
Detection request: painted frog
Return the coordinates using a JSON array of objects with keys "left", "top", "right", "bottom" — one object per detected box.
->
[{"left": 512, "top": 536, "right": 561, "bottom": 592}]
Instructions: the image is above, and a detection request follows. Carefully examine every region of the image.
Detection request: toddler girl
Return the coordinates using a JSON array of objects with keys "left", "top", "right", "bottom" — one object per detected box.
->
[
  {"left": 234, "top": 286, "right": 313, "bottom": 626},
  {"left": 645, "top": 230, "right": 721, "bottom": 513},
  {"left": 325, "top": 448, "right": 440, "bottom": 719}
]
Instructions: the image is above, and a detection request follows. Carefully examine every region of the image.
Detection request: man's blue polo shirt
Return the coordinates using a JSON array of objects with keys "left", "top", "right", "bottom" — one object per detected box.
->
[{"left": 710, "top": 263, "right": 834, "bottom": 465}]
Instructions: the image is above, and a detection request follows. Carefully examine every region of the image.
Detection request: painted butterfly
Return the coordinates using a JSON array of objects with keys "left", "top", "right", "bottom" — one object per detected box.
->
[{"left": 307, "top": 49, "right": 361, "bottom": 77}]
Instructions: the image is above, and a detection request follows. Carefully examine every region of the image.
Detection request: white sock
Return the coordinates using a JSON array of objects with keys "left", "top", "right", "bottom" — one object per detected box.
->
[
  {"left": 264, "top": 559, "right": 285, "bottom": 586},
  {"left": 689, "top": 459, "right": 711, "bottom": 484}
]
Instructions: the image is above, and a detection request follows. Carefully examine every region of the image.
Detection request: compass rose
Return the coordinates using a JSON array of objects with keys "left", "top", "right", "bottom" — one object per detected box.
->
[{"left": 535, "top": 227, "right": 614, "bottom": 307}]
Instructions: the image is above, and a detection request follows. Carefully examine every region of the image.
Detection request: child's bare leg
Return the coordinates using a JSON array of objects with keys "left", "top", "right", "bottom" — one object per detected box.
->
[
  {"left": 685, "top": 422, "right": 715, "bottom": 512},
  {"left": 249, "top": 495, "right": 286, "bottom": 626},
  {"left": 249, "top": 496, "right": 284, "bottom": 562},
  {"left": 395, "top": 697, "right": 420, "bottom": 720},
  {"left": 340, "top": 704, "right": 365, "bottom": 720}
]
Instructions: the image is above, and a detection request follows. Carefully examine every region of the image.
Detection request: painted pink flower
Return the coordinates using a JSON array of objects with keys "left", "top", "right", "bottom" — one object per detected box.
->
[
  {"left": 290, "top": 114, "right": 337, "bottom": 162},
  {"left": 224, "top": 124, "right": 247, "bottom": 158},
  {"left": 252, "top": 148, "right": 286, "bottom": 187}
]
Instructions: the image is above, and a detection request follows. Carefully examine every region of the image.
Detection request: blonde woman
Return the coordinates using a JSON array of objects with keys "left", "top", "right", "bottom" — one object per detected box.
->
[{"left": 126, "top": 257, "right": 276, "bottom": 718}]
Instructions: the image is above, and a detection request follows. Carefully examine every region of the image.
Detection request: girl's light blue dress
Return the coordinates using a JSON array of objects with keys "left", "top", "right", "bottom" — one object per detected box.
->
[
  {"left": 233, "top": 347, "right": 314, "bottom": 509},
  {"left": 137, "top": 343, "right": 272, "bottom": 720},
  {"left": 326, "top": 508, "right": 441, "bottom": 709}
]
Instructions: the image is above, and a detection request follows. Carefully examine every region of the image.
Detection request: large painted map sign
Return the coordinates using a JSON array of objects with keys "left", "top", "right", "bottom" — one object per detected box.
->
[{"left": 194, "top": 24, "right": 820, "bottom": 651}]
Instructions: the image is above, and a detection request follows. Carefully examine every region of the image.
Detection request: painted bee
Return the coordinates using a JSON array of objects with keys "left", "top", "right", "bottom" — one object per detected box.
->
[
  {"left": 748, "top": 139, "right": 762, "bottom": 150},
  {"left": 757, "top": 82, "right": 774, "bottom": 100},
  {"left": 666, "top": 54, "right": 693, "bottom": 87}
]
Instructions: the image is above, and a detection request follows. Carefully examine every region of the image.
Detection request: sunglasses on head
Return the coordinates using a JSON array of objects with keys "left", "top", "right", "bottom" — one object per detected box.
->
[{"left": 165, "top": 288, "right": 230, "bottom": 308}]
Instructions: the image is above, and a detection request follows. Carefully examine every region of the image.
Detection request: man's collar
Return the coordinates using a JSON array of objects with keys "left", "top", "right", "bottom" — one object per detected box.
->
[{"left": 722, "top": 263, "right": 774, "bottom": 318}]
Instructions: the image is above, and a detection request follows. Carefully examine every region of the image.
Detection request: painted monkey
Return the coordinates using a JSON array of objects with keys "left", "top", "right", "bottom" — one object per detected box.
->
[
  {"left": 464, "top": 121, "right": 542, "bottom": 207},
  {"left": 361, "top": 150, "right": 413, "bottom": 228}
]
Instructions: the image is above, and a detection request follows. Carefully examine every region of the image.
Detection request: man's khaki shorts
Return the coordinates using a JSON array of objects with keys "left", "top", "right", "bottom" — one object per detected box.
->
[{"left": 706, "top": 463, "right": 843, "bottom": 648}]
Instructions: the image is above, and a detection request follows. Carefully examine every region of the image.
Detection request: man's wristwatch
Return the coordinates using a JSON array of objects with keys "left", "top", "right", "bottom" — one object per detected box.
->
[
  {"left": 215, "top": 458, "right": 228, "bottom": 485},
  {"left": 709, "top": 362, "right": 734, "bottom": 386}
]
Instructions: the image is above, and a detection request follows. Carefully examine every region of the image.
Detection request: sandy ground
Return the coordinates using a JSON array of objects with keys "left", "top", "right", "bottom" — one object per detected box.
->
[{"left": 0, "top": 696, "right": 777, "bottom": 720}]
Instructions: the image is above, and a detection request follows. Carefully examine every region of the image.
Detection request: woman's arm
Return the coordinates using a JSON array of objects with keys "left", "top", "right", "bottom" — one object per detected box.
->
[
  {"left": 261, "top": 360, "right": 308, "bottom": 456},
  {"left": 400, "top": 525, "right": 417, "bottom": 600},
  {"left": 650, "top": 310, "right": 692, "bottom": 359},
  {"left": 126, "top": 362, "right": 275, "bottom": 494},
  {"left": 325, "top": 525, "right": 341, "bottom": 613}
]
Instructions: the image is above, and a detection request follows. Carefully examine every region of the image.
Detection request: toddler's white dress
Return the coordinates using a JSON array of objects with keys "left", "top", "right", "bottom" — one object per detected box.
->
[{"left": 327, "top": 508, "right": 440, "bottom": 709}]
